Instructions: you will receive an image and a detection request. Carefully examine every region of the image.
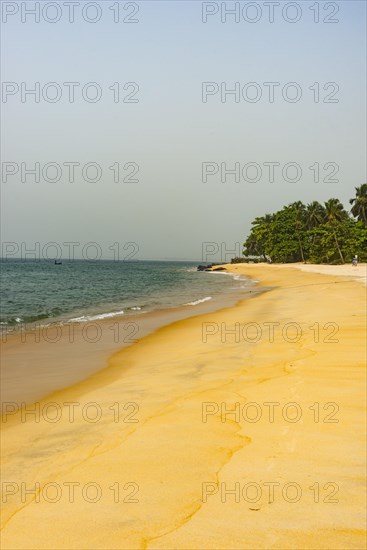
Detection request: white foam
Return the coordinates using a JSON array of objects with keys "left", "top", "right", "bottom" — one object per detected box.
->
[
  {"left": 184, "top": 297, "right": 212, "bottom": 306},
  {"left": 69, "top": 310, "right": 125, "bottom": 322}
]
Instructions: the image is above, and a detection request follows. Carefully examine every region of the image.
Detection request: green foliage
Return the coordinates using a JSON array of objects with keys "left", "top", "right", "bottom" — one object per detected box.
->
[
  {"left": 349, "top": 184, "right": 367, "bottom": 225},
  {"left": 243, "top": 188, "right": 367, "bottom": 264}
]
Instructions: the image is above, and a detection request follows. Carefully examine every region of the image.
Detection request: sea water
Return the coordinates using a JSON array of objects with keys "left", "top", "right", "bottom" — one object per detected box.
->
[{"left": 1, "top": 259, "right": 252, "bottom": 329}]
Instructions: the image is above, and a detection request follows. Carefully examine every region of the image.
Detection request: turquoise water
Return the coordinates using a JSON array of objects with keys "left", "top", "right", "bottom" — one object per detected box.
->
[{"left": 0, "top": 260, "right": 250, "bottom": 328}]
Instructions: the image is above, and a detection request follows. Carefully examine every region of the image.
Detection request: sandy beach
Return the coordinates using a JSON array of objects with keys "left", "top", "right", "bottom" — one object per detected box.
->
[
  {"left": 0, "top": 284, "right": 263, "bottom": 407},
  {"left": 1, "top": 264, "right": 366, "bottom": 549}
]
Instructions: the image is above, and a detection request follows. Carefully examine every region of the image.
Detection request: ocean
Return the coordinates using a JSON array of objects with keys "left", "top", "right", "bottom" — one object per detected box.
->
[{"left": 0, "top": 259, "right": 252, "bottom": 330}]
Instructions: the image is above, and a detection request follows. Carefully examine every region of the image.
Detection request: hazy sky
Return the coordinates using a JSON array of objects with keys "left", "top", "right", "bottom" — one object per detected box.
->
[{"left": 1, "top": 0, "right": 366, "bottom": 261}]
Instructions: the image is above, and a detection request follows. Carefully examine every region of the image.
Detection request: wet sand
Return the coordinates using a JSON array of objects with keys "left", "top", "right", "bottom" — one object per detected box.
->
[{"left": 1, "top": 283, "right": 263, "bottom": 406}]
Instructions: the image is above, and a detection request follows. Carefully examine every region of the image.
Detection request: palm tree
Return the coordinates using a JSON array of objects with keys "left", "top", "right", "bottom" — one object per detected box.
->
[
  {"left": 350, "top": 184, "right": 367, "bottom": 225},
  {"left": 324, "top": 198, "right": 347, "bottom": 263},
  {"left": 305, "top": 201, "right": 325, "bottom": 229},
  {"left": 252, "top": 214, "right": 273, "bottom": 227},
  {"left": 324, "top": 198, "right": 347, "bottom": 224},
  {"left": 250, "top": 214, "right": 273, "bottom": 260},
  {"left": 290, "top": 201, "right": 306, "bottom": 262},
  {"left": 243, "top": 233, "right": 259, "bottom": 257}
]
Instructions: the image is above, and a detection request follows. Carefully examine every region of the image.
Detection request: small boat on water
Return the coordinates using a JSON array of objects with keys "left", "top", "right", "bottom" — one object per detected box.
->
[{"left": 54, "top": 260, "right": 62, "bottom": 265}]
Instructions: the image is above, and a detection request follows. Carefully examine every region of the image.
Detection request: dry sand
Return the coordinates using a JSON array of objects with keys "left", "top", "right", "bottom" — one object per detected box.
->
[
  {"left": 1, "top": 265, "right": 366, "bottom": 549},
  {"left": 265, "top": 262, "right": 367, "bottom": 284}
]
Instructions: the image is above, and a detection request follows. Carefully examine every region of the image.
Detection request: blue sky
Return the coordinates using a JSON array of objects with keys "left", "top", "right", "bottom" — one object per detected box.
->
[{"left": 1, "top": 0, "right": 366, "bottom": 260}]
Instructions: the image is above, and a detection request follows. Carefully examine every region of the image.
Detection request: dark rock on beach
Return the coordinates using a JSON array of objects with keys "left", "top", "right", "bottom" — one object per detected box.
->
[{"left": 197, "top": 264, "right": 226, "bottom": 272}]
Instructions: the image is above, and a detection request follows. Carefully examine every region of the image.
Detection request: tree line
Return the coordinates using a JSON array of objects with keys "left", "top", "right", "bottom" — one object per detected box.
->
[{"left": 243, "top": 184, "right": 367, "bottom": 264}]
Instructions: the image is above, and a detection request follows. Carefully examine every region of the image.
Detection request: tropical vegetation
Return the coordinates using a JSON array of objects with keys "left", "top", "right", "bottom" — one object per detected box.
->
[{"left": 242, "top": 185, "right": 367, "bottom": 264}]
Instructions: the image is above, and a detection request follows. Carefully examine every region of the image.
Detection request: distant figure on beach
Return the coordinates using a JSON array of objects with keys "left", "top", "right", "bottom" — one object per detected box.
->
[{"left": 352, "top": 255, "right": 358, "bottom": 267}]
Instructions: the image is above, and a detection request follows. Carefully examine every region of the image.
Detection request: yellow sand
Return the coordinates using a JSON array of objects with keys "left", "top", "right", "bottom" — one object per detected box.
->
[{"left": 1, "top": 265, "right": 366, "bottom": 549}]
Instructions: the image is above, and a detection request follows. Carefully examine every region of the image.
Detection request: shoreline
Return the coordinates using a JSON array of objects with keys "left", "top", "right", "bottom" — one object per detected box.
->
[
  {"left": 1, "top": 272, "right": 266, "bottom": 407},
  {"left": 1, "top": 262, "right": 365, "bottom": 410},
  {"left": 1, "top": 264, "right": 366, "bottom": 549}
]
